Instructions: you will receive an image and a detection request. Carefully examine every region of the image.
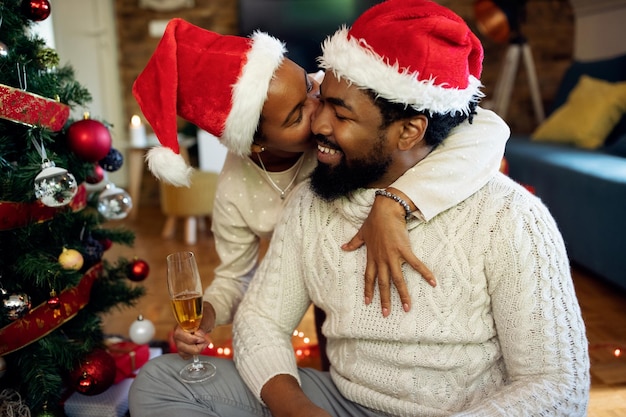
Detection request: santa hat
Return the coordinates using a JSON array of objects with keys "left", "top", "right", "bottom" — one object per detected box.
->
[
  {"left": 318, "top": 0, "right": 484, "bottom": 116},
  {"left": 133, "top": 18, "right": 286, "bottom": 187}
]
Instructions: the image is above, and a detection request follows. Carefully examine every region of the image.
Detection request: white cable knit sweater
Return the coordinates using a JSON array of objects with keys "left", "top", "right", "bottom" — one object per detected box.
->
[{"left": 233, "top": 174, "right": 590, "bottom": 416}]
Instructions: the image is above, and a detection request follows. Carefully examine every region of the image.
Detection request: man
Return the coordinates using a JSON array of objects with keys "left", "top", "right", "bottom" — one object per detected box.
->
[{"left": 130, "top": 1, "right": 589, "bottom": 416}]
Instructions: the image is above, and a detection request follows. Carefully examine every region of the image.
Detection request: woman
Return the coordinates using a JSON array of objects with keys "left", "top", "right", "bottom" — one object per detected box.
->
[{"left": 133, "top": 19, "right": 509, "bottom": 360}]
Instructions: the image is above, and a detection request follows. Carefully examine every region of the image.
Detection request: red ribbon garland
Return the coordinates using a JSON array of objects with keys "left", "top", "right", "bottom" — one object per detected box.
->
[
  {"left": 0, "top": 263, "right": 103, "bottom": 356},
  {"left": 0, "top": 184, "right": 91, "bottom": 355},
  {"left": 0, "top": 184, "right": 87, "bottom": 231},
  {"left": 0, "top": 83, "right": 70, "bottom": 132}
]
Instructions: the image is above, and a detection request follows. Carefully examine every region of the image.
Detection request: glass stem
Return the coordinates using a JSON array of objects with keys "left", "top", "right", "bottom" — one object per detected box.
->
[{"left": 191, "top": 354, "right": 203, "bottom": 371}]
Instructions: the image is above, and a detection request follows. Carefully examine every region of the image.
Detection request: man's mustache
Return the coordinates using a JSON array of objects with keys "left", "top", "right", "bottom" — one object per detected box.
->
[{"left": 314, "top": 134, "right": 342, "bottom": 152}]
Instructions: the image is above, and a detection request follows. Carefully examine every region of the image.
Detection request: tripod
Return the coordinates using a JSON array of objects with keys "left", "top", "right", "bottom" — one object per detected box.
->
[{"left": 490, "top": 37, "right": 545, "bottom": 125}]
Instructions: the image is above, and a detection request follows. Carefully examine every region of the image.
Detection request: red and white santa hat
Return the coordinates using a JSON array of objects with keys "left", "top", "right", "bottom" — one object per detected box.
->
[
  {"left": 133, "top": 18, "right": 286, "bottom": 187},
  {"left": 318, "top": 0, "right": 484, "bottom": 116}
]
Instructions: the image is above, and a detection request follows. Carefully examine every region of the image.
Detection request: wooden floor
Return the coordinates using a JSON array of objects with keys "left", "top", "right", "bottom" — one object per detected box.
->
[{"left": 102, "top": 205, "right": 626, "bottom": 416}]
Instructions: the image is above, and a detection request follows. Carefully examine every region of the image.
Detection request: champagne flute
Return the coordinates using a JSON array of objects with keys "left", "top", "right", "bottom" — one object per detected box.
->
[{"left": 166, "top": 251, "right": 216, "bottom": 383}]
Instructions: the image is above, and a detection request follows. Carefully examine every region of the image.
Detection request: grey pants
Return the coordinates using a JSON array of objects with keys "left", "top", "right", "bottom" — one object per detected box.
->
[{"left": 129, "top": 354, "right": 389, "bottom": 417}]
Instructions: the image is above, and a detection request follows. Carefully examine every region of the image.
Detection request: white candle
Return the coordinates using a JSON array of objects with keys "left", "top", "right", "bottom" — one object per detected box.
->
[{"left": 130, "top": 115, "right": 147, "bottom": 147}]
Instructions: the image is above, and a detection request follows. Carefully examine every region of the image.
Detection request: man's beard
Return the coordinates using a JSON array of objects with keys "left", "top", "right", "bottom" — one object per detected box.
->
[{"left": 310, "top": 134, "right": 391, "bottom": 201}]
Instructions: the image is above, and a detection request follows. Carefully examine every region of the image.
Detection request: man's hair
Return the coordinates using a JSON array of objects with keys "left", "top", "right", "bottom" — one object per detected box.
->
[{"left": 364, "top": 90, "right": 479, "bottom": 149}]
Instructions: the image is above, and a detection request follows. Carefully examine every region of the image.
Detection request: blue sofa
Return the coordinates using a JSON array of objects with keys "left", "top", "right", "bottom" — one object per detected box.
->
[{"left": 504, "top": 54, "right": 626, "bottom": 292}]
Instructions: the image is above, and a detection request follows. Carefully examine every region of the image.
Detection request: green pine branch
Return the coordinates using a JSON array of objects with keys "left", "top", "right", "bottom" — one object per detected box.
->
[{"left": 0, "top": 0, "right": 145, "bottom": 413}]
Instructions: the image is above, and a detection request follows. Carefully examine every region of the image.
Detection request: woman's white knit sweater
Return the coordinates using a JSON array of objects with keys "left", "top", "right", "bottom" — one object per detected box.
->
[{"left": 233, "top": 174, "right": 590, "bottom": 416}]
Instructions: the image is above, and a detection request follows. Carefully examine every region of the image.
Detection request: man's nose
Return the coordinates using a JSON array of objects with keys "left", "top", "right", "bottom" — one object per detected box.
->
[{"left": 311, "top": 102, "right": 330, "bottom": 137}]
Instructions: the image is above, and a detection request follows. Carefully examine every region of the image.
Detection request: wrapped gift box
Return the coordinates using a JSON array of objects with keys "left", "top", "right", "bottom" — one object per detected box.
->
[
  {"left": 107, "top": 341, "right": 150, "bottom": 384},
  {"left": 64, "top": 347, "right": 161, "bottom": 417},
  {"left": 64, "top": 378, "right": 133, "bottom": 417}
]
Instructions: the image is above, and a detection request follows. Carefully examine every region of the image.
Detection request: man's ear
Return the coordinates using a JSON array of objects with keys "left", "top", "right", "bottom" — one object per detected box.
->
[{"left": 397, "top": 115, "right": 427, "bottom": 151}]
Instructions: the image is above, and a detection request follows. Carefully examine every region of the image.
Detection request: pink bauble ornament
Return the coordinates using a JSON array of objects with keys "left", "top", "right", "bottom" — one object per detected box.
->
[
  {"left": 66, "top": 118, "right": 112, "bottom": 162},
  {"left": 86, "top": 164, "right": 105, "bottom": 184}
]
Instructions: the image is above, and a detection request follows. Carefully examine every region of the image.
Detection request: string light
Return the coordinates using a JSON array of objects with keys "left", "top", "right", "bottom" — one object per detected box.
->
[{"left": 178, "top": 328, "right": 318, "bottom": 361}]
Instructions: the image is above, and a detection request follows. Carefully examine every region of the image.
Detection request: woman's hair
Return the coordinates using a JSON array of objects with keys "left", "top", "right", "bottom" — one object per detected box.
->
[{"left": 365, "top": 89, "right": 479, "bottom": 149}]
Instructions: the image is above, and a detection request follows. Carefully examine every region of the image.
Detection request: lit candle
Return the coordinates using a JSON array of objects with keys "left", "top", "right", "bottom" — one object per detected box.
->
[{"left": 129, "top": 115, "right": 147, "bottom": 147}]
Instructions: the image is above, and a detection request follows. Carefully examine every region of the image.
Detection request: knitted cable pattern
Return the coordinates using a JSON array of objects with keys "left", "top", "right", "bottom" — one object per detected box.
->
[{"left": 234, "top": 175, "right": 589, "bottom": 416}]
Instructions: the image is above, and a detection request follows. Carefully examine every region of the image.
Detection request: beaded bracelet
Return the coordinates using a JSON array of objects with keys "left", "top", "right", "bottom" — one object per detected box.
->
[{"left": 374, "top": 189, "right": 413, "bottom": 220}]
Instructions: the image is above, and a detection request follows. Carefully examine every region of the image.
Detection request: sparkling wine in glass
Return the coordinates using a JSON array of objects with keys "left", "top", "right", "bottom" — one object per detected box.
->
[{"left": 166, "top": 251, "right": 216, "bottom": 383}]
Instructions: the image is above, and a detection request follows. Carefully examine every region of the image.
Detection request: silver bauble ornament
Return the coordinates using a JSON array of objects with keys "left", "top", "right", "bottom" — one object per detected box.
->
[
  {"left": 0, "top": 41, "right": 8, "bottom": 58},
  {"left": 3, "top": 293, "right": 31, "bottom": 320},
  {"left": 0, "top": 16, "right": 8, "bottom": 58},
  {"left": 34, "top": 161, "right": 78, "bottom": 207},
  {"left": 129, "top": 314, "right": 156, "bottom": 345},
  {"left": 97, "top": 184, "right": 133, "bottom": 219}
]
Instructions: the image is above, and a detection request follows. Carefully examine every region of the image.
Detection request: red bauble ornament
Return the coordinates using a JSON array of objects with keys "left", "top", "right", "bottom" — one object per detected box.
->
[
  {"left": 66, "top": 117, "right": 112, "bottom": 162},
  {"left": 68, "top": 349, "right": 116, "bottom": 395},
  {"left": 99, "top": 238, "right": 113, "bottom": 251},
  {"left": 86, "top": 164, "right": 105, "bottom": 184},
  {"left": 22, "top": 0, "right": 51, "bottom": 22},
  {"left": 128, "top": 258, "right": 150, "bottom": 282},
  {"left": 47, "top": 290, "right": 60, "bottom": 310}
]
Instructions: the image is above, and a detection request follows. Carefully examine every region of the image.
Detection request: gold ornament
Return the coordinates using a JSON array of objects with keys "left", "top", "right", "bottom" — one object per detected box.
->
[
  {"left": 58, "top": 248, "right": 84, "bottom": 270},
  {"left": 37, "top": 48, "right": 60, "bottom": 70}
]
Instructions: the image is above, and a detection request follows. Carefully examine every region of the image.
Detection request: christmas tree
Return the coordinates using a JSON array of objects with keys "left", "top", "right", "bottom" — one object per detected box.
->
[{"left": 0, "top": 1, "right": 145, "bottom": 414}]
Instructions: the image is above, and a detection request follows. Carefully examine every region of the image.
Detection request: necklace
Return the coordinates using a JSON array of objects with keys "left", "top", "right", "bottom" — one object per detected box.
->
[{"left": 256, "top": 153, "right": 305, "bottom": 200}]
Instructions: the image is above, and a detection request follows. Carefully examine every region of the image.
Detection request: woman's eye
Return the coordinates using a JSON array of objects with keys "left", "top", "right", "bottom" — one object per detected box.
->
[{"left": 291, "top": 107, "right": 304, "bottom": 125}]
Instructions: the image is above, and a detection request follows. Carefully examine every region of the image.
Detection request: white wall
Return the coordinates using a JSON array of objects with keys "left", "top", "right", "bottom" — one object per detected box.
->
[
  {"left": 29, "top": 14, "right": 55, "bottom": 48},
  {"left": 569, "top": 0, "right": 626, "bottom": 61},
  {"left": 197, "top": 130, "right": 227, "bottom": 173},
  {"left": 50, "top": 0, "right": 127, "bottom": 186}
]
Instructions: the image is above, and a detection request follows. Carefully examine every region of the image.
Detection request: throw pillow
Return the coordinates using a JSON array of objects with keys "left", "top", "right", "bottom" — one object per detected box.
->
[
  {"left": 531, "top": 75, "right": 626, "bottom": 149},
  {"left": 550, "top": 54, "right": 626, "bottom": 114},
  {"left": 605, "top": 114, "right": 626, "bottom": 146}
]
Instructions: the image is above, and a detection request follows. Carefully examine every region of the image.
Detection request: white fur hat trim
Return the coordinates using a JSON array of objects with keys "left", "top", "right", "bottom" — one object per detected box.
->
[
  {"left": 319, "top": 28, "right": 484, "bottom": 116},
  {"left": 146, "top": 146, "right": 194, "bottom": 187},
  {"left": 221, "top": 32, "right": 286, "bottom": 156}
]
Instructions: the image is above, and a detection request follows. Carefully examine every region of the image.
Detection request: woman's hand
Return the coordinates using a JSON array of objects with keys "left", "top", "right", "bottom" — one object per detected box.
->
[
  {"left": 343, "top": 188, "right": 436, "bottom": 317},
  {"left": 173, "top": 301, "right": 216, "bottom": 359},
  {"left": 262, "top": 374, "right": 332, "bottom": 417}
]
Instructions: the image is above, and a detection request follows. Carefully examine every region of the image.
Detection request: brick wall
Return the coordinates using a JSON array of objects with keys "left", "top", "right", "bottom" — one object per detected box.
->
[
  {"left": 114, "top": 0, "right": 574, "bottom": 135},
  {"left": 114, "top": 0, "right": 239, "bottom": 132},
  {"left": 448, "top": 0, "right": 575, "bottom": 133}
]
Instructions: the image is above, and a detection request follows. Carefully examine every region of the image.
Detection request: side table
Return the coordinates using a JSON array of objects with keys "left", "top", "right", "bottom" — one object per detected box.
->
[{"left": 126, "top": 138, "right": 195, "bottom": 221}]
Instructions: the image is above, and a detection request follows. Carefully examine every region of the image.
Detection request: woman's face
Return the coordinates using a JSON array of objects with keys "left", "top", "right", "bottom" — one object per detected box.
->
[{"left": 255, "top": 59, "right": 320, "bottom": 155}]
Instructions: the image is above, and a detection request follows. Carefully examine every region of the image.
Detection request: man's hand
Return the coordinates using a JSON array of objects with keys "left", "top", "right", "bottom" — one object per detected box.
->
[
  {"left": 261, "top": 374, "right": 332, "bottom": 417},
  {"left": 173, "top": 301, "right": 216, "bottom": 359},
  {"left": 343, "top": 188, "right": 436, "bottom": 317}
]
